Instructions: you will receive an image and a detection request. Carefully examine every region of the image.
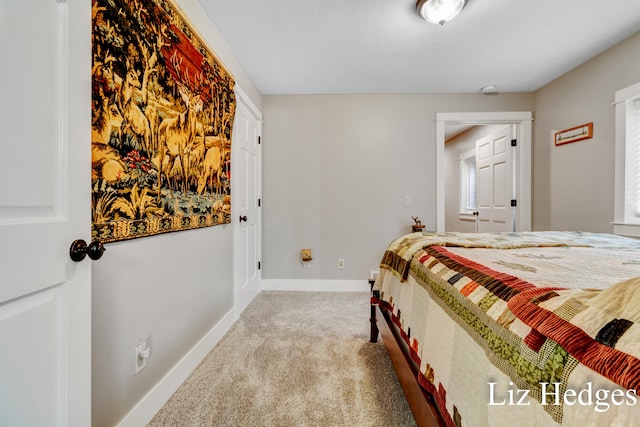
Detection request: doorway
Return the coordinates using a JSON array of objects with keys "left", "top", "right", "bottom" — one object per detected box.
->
[{"left": 435, "top": 112, "right": 533, "bottom": 232}]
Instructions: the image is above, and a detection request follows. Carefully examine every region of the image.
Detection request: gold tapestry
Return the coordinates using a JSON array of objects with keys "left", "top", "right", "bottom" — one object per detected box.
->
[{"left": 91, "top": 0, "right": 235, "bottom": 242}]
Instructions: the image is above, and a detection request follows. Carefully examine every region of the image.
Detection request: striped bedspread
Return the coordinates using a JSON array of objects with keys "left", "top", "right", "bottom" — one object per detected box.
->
[{"left": 373, "top": 231, "right": 640, "bottom": 427}]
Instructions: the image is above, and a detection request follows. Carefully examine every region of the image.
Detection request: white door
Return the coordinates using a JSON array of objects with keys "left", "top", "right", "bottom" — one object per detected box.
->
[
  {"left": 476, "top": 126, "right": 515, "bottom": 232},
  {"left": 233, "top": 89, "right": 262, "bottom": 315},
  {"left": 0, "top": 1, "right": 91, "bottom": 425}
]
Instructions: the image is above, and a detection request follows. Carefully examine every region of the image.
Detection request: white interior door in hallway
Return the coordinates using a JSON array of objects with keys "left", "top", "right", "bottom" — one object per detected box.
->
[
  {"left": 233, "top": 88, "right": 262, "bottom": 316},
  {"left": 476, "top": 126, "right": 516, "bottom": 232},
  {"left": 0, "top": 1, "right": 92, "bottom": 425}
]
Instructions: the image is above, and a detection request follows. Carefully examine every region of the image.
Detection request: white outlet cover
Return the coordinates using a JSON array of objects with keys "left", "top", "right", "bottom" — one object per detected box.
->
[
  {"left": 135, "top": 347, "right": 147, "bottom": 374},
  {"left": 135, "top": 336, "right": 150, "bottom": 375}
]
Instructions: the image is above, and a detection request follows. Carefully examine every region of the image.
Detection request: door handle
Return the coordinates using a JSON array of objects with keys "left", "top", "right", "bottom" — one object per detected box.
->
[
  {"left": 239, "top": 215, "right": 248, "bottom": 223},
  {"left": 69, "top": 239, "right": 106, "bottom": 262}
]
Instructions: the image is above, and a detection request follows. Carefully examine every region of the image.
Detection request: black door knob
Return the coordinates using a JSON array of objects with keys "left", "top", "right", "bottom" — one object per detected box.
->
[
  {"left": 70, "top": 239, "right": 106, "bottom": 262},
  {"left": 239, "top": 215, "right": 248, "bottom": 222}
]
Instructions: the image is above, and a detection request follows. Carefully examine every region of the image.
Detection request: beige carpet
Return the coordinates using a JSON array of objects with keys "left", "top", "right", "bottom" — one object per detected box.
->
[{"left": 148, "top": 291, "right": 416, "bottom": 426}]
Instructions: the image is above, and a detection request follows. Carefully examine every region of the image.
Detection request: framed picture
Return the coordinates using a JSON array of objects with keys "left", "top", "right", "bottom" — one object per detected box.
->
[{"left": 554, "top": 122, "right": 593, "bottom": 146}]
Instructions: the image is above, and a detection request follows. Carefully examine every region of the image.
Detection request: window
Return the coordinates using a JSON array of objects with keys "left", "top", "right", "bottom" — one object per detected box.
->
[
  {"left": 614, "top": 82, "right": 640, "bottom": 237},
  {"left": 459, "top": 148, "right": 477, "bottom": 216}
]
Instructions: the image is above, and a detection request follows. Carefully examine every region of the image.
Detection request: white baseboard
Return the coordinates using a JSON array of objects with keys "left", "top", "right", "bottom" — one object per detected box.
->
[
  {"left": 261, "top": 279, "right": 370, "bottom": 292},
  {"left": 116, "top": 308, "right": 236, "bottom": 427}
]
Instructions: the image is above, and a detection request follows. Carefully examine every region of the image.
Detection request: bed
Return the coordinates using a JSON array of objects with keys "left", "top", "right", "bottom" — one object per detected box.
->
[{"left": 370, "top": 231, "right": 640, "bottom": 427}]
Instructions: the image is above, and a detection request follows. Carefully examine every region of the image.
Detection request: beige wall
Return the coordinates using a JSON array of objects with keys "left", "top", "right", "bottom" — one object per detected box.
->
[
  {"left": 91, "top": 0, "right": 260, "bottom": 425},
  {"left": 533, "top": 31, "right": 640, "bottom": 232},
  {"left": 262, "top": 93, "right": 533, "bottom": 281}
]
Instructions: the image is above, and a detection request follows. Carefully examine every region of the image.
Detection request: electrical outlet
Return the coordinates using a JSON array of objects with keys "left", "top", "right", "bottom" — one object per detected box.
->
[
  {"left": 337, "top": 258, "right": 345, "bottom": 269},
  {"left": 370, "top": 270, "right": 379, "bottom": 280},
  {"left": 135, "top": 335, "right": 151, "bottom": 375},
  {"left": 404, "top": 195, "right": 413, "bottom": 207}
]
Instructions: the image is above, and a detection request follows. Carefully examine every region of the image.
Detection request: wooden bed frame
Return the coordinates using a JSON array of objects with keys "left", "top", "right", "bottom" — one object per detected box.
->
[{"left": 369, "top": 281, "right": 446, "bottom": 427}]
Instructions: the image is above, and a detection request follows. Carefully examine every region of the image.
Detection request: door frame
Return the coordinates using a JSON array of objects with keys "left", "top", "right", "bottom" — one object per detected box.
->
[
  {"left": 232, "top": 85, "right": 262, "bottom": 320},
  {"left": 436, "top": 112, "right": 532, "bottom": 232}
]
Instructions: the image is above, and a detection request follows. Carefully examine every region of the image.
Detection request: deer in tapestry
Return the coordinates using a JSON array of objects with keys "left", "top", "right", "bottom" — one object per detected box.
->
[
  {"left": 156, "top": 52, "right": 204, "bottom": 197},
  {"left": 119, "top": 60, "right": 152, "bottom": 156}
]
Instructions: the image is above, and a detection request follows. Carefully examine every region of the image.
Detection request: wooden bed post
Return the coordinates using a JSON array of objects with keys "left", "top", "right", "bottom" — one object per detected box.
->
[{"left": 369, "top": 279, "right": 379, "bottom": 343}]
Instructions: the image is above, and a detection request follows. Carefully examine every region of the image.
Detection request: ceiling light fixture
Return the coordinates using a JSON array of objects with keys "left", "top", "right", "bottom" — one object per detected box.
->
[
  {"left": 416, "top": 0, "right": 467, "bottom": 25},
  {"left": 480, "top": 85, "right": 499, "bottom": 95}
]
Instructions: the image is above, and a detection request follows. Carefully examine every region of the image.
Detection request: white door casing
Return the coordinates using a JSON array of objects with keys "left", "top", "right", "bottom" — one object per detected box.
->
[
  {"left": 476, "top": 126, "right": 515, "bottom": 232},
  {"left": 233, "top": 87, "right": 262, "bottom": 317},
  {"left": 436, "top": 112, "right": 532, "bottom": 232},
  {"left": 0, "top": 0, "right": 92, "bottom": 426}
]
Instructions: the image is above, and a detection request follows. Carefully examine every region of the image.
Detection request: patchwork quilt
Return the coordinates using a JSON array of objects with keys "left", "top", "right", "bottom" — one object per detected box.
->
[{"left": 372, "top": 231, "right": 640, "bottom": 427}]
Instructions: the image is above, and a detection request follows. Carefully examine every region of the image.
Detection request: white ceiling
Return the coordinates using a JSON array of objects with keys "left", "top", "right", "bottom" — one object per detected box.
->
[{"left": 197, "top": 0, "right": 640, "bottom": 95}]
